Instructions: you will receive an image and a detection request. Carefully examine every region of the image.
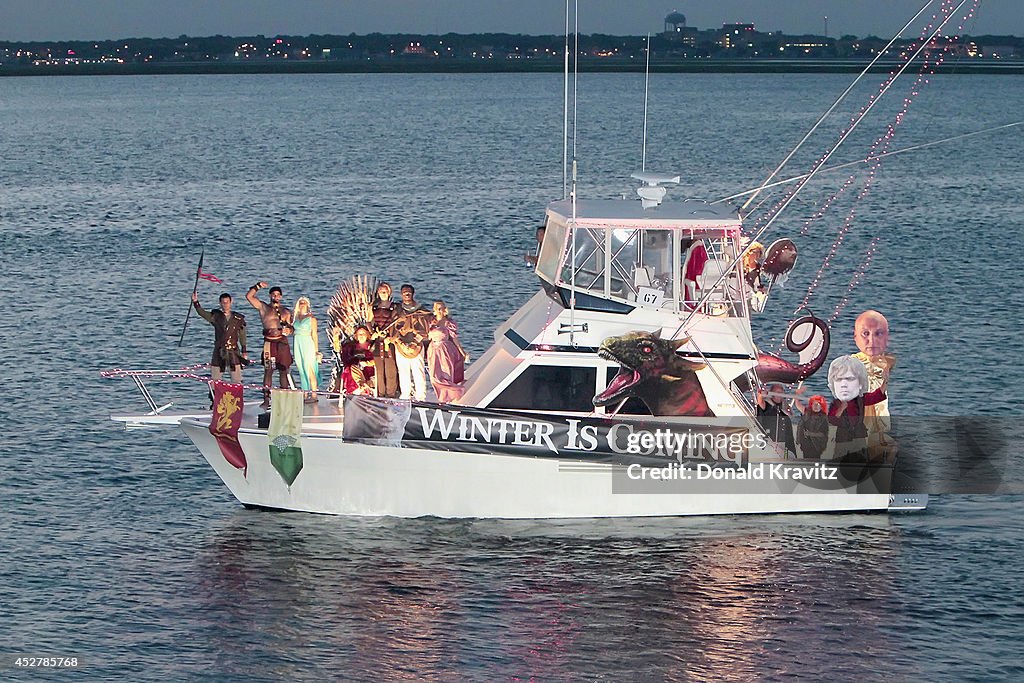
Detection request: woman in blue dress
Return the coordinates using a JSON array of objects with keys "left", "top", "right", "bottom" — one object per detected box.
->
[{"left": 291, "top": 296, "right": 321, "bottom": 402}]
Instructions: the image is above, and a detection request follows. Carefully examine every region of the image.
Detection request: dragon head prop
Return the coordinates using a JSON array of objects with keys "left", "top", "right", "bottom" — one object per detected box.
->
[{"left": 594, "top": 331, "right": 713, "bottom": 417}]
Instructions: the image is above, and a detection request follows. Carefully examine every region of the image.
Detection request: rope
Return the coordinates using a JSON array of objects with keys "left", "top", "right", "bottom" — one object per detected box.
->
[{"left": 756, "top": 0, "right": 979, "bottom": 355}]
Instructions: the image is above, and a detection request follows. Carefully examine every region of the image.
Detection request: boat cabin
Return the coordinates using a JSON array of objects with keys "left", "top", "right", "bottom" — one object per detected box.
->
[
  {"left": 536, "top": 178, "right": 748, "bottom": 316},
  {"left": 457, "top": 176, "right": 759, "bottom": 417}
]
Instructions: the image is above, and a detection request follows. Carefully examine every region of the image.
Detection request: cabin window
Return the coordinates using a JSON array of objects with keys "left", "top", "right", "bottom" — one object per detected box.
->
[
  {"left": 639, "top": 230, "right": 674, "bottom": 300},
  {"left": 563, "top": 228, "right": 606, "bottom": 291},
  {"left": 608, "top": 228, "right": 640, "bottom": 298},
  {"left": 490, "top": 365, "right": 598, "bottom": 412}
]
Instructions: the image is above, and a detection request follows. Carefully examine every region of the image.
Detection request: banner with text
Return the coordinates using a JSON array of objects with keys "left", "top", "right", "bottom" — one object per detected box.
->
[{"left": 342, "top": 395, "right": 759, "bottom": 468}]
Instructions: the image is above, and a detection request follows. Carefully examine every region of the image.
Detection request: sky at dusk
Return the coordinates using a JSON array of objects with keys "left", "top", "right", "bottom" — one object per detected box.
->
[{"left": 2, "top": 1, "right": 1019, "bottom": 42}]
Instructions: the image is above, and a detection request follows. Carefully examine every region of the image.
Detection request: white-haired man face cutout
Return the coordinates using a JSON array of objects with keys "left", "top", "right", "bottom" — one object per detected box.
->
[{"left": 854, "top": 310, "right": 889, "bottom": 358}]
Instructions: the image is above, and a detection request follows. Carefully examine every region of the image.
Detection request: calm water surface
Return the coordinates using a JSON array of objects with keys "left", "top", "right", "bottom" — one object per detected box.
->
[{"left": 2, "top": 72, "right": 1023, "bottom": 680}]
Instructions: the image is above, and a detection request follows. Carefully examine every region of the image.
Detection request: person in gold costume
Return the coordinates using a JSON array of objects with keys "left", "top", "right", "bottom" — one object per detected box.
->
[{"left": 853, "top": 310, "right": 896, "bottom": 461}]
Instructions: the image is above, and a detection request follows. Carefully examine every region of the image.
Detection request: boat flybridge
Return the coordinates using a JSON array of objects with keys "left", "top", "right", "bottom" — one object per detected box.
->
[
  {"left": 460, "top": 172, "right": 758, "bottom": 418},
  {"left": 111, "top": 173, "right": 926, "bottom": 518}
]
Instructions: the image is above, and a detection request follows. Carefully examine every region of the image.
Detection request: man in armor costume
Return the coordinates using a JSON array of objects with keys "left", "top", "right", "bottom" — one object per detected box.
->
[{"left": 192, "top": 291, "right": 248, "bottom": 384}]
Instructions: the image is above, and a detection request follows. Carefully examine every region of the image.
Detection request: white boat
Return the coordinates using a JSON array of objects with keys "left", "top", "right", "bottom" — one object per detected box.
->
[
  {"left": 111, "top": 172, "right": 926, "bottom": 517},
  {"left": 112, "top": 0, "right": 999, "bottom": 516}
]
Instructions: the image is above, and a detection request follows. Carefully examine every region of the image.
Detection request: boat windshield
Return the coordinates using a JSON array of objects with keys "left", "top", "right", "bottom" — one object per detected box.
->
[
  {"left": 542, "top": 220, "right": 747, "bottom": 315},
  {"left": 536, "top": 219, "right": 567, "bottom": 284}
]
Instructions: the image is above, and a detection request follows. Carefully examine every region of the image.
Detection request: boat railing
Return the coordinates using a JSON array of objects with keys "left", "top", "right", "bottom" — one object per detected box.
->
[
  {"left": 560, "top": 247, "right": 748, "bottom": 317},
  {"left": 101, "top": 365, "right": 216, "bottom": 415}
]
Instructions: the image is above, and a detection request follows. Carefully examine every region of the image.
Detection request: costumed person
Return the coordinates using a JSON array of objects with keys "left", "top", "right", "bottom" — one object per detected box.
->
[
  {"left": 291, "top": 296, "right": 321, "bottom": 403},
  {"left": 191, "top": 291, "right": 247, "bottom": 385},
  {"left": 741, "top": 240, "right": 767, "bottom": 312},
  {"left": 393, "top": 283, "right": 429, "bottom": 401},
  {"left": 426, "top": 300, "right": 469, "bottom": 403},
  {"left": 755, "top": 382, "right": 796, "bottom": 458},
  {"left": 191, "top": 291, "right": 247, "bottom": 393},
  {"left": 794, "top": 394, "right": 830, "bottom": 460},
  {"left": 742, "top": 240, "right": 764, "bottom": 291},
  {"left": 246, "top": 281, "right": 293, "bottom": 409},
  {"left": 325, "top": 274, "right": 377, "bottom": 396},
  {"left": 341, "top": 325, "right": 375, "bottom": 395},
  {"left": 682, "top": 239, "right": 709, "bottom": 308},
  {"left": 852, "top": 310, "right": 896, "bottom": 460},
  {"left": 370, "top": 282, "right": 401, "bottom": 398},
  {"left": 827, "top": 355, "right": 887, "bottom": 461}
]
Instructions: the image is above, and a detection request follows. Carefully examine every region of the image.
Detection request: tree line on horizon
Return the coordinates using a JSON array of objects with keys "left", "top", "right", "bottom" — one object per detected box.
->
[{"left": 2, "top": 30, "right": 1022, "bottom": 66}]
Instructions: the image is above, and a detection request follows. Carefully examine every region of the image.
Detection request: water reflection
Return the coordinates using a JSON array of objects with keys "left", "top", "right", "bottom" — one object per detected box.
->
[
  {"left": 190, "top": 512, "right": 909, "bottom": 680},
  {"left": 347, "top": 561, "right": 462, "bottom": 680}
]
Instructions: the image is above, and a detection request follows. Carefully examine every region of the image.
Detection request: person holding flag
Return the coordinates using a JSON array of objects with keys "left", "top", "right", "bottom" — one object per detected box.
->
[{"left": 191, "top": 291, "right": 248, "bottom": 384}]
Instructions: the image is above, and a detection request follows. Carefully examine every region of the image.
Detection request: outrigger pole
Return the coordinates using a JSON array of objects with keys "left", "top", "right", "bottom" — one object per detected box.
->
[
  {"left": 642, "top": 33, "right": 651, "bottom": 172},
  {"left": 177, "top": 245, "right": 204, "bottom": 347},
  {"left": 562, "top": 0, "right": 570, "bottom": 199},
  {"left": 672, "top": 0, "right": 970, "bottom": 338},
  {"left": 715, "top": 121, "right": 1024, "bottom": 204},
  {"left": 738, "top": 0, "right": 936, "bottom": 214}
]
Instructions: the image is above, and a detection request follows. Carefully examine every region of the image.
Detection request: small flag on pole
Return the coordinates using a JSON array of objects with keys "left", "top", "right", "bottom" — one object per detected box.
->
[
  {"left": 179, "top": 246, "right": 205, "bottom": 347},
  {"left": 198, "top": 270, "right": 223, "bottom": 284}
]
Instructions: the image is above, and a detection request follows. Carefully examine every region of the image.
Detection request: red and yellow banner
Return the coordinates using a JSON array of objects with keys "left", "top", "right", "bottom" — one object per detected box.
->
[{"left": 209, "top": 381, "right": 247, "bottom": 474}]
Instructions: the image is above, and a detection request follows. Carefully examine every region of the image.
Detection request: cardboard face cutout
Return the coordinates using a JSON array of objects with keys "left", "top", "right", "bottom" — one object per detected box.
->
[
  {"left": 762, "top": 238, "right": 799, "bottom": 279},
  {"left": 833, "top": 372, "right": 861, "bottom": 402},
  {"left": 827, "top": 355, "right": 868, "bottom": 403},
  {"left": 854, "top": 310, "right": 889, "bottom": 358}
]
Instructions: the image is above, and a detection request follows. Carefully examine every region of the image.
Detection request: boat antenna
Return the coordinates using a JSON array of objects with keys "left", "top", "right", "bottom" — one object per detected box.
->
[
  {"left": 572, "top": 1, "right": 579, "bottom": 167},
  {"left": 674, "top": 0, "right": 969, "bottom": 336},
  {"left": 738, "top": 0, "right": 936, "bottom": 214},
  {"left": 562, "top": 0, "right": 570, "bottom": 199},
  {"left": 568, "top": 0, "right": 579, "bottom": 346},
  {"left": 715, "top": 121, "right": 1024, "bottom": 204},
  {"left": 642, "top": 33, "right": 651, "bottom": 172}
]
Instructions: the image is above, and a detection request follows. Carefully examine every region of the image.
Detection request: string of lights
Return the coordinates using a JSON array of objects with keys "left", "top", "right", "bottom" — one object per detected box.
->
[
  {"left": 820, "top": 0, "right": 980, "bottom": 323},
  {"left": 762, "top": 0, "right": 977, "bottom": 353}
]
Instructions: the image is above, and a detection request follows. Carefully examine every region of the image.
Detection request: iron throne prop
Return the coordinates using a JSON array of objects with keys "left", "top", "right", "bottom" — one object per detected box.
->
[{"left": 326, "top": 275, "right": 377, "bottom": 393}]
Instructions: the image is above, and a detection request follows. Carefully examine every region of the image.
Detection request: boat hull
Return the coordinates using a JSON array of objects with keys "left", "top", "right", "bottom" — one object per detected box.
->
[{"left": 182, "top": 419, "right": 919, "bottom": 518}]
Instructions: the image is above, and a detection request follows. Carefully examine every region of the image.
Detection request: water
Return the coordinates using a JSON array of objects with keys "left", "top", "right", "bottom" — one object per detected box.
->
[{"left": 2, "top": 72, "right": 1023, "bottom": 680}]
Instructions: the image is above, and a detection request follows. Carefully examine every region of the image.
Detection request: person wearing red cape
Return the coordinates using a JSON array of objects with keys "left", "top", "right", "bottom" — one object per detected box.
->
[{"left": 341, "top": 326, "right": 376, "bottom": 395}]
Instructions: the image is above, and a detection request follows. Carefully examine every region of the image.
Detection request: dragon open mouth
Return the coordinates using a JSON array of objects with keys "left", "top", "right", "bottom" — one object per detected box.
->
[{"left": 593, "top": 349, "right": 641, "bottom": 406}]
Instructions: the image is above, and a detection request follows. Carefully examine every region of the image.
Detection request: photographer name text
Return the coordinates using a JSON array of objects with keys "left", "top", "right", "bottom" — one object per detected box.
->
[{"left": 626, "top": 462, "right": 841, "bottom": 481}]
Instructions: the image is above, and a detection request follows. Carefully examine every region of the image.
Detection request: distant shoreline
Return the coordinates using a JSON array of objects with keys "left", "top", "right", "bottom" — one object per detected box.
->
[{"left": 3, "top": 58, "right": 1023, "bottom": 77}]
